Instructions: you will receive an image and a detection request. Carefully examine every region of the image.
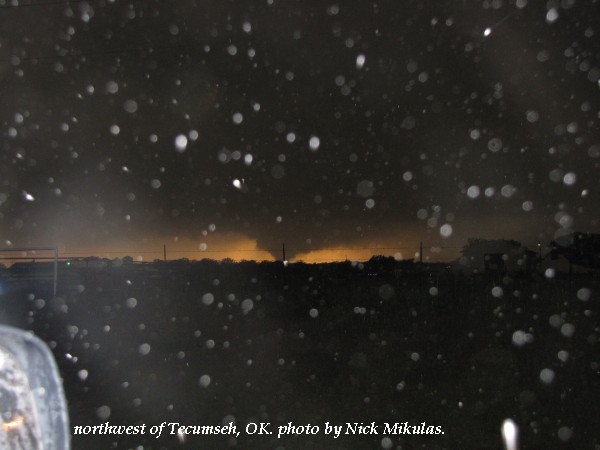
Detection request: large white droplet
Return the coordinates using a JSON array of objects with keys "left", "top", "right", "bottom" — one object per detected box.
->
[
  {"left": 546, "top": 8, "right": 559, "bottom": 23},
  {"left": 356, "top": 54, "right": 366, "bottom": 69},
  {"left": 501, "top": 419, "right": 518, "bottom": 450},
  {"left": 232, "top": 112, "right": 243, "bottom": 124},
  {"left": 440, "top": 224, "right": 453, "bottom": 238},
  {"left": 467, "top": 185, "right": 480, "bottom": 199},
  {"left": 175, "top": 134, "right": 188, "bottom": 152},
  {"left": 199, "top": 374, "right": 211, "bottom": 387},
  {"left": 309, "top": 136, "right": 320, "bottom": 151}
]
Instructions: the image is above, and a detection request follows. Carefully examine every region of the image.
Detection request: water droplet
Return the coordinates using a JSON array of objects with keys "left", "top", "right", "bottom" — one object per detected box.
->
[
  {"left": 440, "top": 224, "right": 453, "bottom": 238},
  {"left": 356, "top": 54, "right": 366, "bottom": 69},
  {"left": 139, "top": 343, "right": 151, "bottom": 355},
  {"left": 488, "top": 137, "right": 503, "bottom": 152},
  {"left": 563, "top": 172, "right": 576, "bottom": 186},
  {"left": 96, "top": 405, "right": 111, "bottom": 420},
  {"left": 467, "top": 185, "right": 480, "bottom": 199},
  {"left": 539, "top": 368, "right": 555, "bottom": 384},
  {"left": 557, "top": 350, "right": 569, "bottom": 362},
  {"left": 491, "top": 286, "right": 503, "bottom": 298},
  {"left": 560, "top": 323, "right": 575, "bottom": 338},
  {"left": 522, "top": 201, "right": 533, "bottom": 212},
  {"left": 241, "top": 298, "right": 254, "bottom": 313},
  {"left": 379, "top": 284, "right": 394, "bottom": 300},
  {"left": 381, "top": 437, "right": 393, "bottom": 449},
  {"left": 202, "top": 293, "right": 214, "bottom": 306},
  {"left": 549, "top": 314, "right": 562, "bottom": 328},
  {"left": 512, "top": 330, "right": 529, "bottom": 347},
  {"left": 546, "top": 8, "right": 559, "bottom": 23},
  {"left": 557, "top": 426, "right": 573, "bottom": 442},
  {"left": 175, "top": 134, "right": 188, "bottom": 152},
  {"left": 105, "top": 81, "right": 118, "bottom": 94},
  {"left": 123, "top": 99, "right": 138, "bottom": 113},
  {"left": 577, "top": 288, "right": 591, "bottom": 301},
  {"left": 501, "top": 419, "right": 518, "bottom": 450},
  {"left": 232, "top": 112, "right": 243, "bottom": 124},
  {"left": 309, "top": 136, "right": 320, "bottom": 151},
  {"left": 357, "top": 180, "right": 375, "bottom": 197},
  {"left": 199, "top": 374, "right": 211, "bottom": 387},
  {"left": 526, "top": 110, "right": 539, "bottom": 122}
]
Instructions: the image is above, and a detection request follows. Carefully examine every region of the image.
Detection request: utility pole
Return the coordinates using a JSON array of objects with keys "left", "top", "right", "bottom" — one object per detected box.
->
[
  {"left": 282, "top": 243, "right": 286, "bottom": 263},
  {"left": 53, "top": 247, "right": 58, "bottom": 298},
  {"left": 419, "top": 241, "right": 423, "bottom": 264},
  {"left": 163, "top": 244, "right": 167, "bottom": 262}
]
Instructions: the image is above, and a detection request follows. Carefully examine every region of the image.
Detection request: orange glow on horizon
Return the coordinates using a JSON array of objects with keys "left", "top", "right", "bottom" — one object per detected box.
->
[
  {"left": 16, "top": 228, "right": 467, "bottom": 264},
  {"left": 57, "top": 234, "right": 277, "bottom": 262},
  {"left": 293, "top": 247, "right": 412, "bottom": 264}
]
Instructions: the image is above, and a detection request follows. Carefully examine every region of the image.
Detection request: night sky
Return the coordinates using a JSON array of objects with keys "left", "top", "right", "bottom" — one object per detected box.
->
[{"left": 1, "top": 0, "right": 599, "bottom": 262}]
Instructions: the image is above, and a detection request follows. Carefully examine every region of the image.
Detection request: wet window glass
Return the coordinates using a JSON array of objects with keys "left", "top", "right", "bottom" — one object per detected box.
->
[{"left": 1, "top": 0, "right": 599, "bottom": 448}]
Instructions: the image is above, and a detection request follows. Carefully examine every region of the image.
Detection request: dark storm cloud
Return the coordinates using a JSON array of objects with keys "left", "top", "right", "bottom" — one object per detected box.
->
[{"left": 1, "top": 0, "right": 599, "bottom": 258}]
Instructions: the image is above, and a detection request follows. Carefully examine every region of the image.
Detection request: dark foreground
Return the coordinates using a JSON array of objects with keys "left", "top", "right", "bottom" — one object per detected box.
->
[{"left": 1, "top": 262, "right": 599, "bottom": 449}]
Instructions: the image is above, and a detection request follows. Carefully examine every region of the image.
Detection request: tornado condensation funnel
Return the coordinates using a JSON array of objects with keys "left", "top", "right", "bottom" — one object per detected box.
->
[{"left": 0, "top": 325, "right": 70, "bottom": 450}]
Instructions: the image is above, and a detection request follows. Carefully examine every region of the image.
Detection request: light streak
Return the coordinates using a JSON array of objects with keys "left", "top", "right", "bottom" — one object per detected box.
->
[{"left": 3, "top": 416, "right": 24, "bottom": 431}]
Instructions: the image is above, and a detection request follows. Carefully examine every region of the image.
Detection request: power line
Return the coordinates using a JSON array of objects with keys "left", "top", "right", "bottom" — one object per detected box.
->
[
  {"left": 0, "top": 245, "right": 463, "bottom": 267},
  {"left": 3, "top": 245, "right": 462, "bottom": 255},
  {"left": 309, "top": 246, "right": 418, "bottom": 251},
  {"left": 60, "top": 249, "right": 275, "bottom": 255}
]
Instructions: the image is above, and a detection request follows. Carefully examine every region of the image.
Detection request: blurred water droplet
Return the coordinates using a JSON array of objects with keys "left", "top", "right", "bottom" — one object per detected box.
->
[
  {"left": 96, "top": 405, "right": 111, "bottom": 420},
  {"left": 539, "top": 368, "right": 555, "bottom": 385},
  {"left": 139, "top": 343, "right": 151, "bottom": 356}
]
